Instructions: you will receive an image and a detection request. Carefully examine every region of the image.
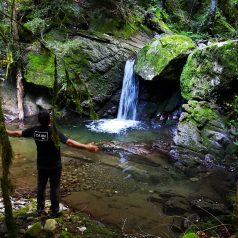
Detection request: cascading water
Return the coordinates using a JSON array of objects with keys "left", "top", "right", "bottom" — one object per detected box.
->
[
  {"left": 87, "top": 58, "right": 141, "bottom": 133},
  {"left": 117, "top": 58, "right": 138, "bottom": 120}
]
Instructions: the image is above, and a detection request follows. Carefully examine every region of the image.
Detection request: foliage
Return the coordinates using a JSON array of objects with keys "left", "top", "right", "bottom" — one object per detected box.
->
[
  {"left": 23, "top": 18, "right": 46, "bottom": 35},
  {"left": 22, "top": 0, "right": 81, "bottom": 23},
  {"left": 179, "top": 31, "right": 209, "bottom": 42}
]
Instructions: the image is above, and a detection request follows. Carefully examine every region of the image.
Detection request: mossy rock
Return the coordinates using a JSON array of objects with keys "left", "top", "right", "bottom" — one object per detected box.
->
[
  {"left": 24, "top": 51, "right": 55, "bottom": 88},
  {"left": 135, "top": 34, "right": 196, "bottom": 81},
  {"left": 182, "top": 100, "right": 219, "bottom": 128},
  {"left": 219, "top": 0, "right": 238, "bottom": 28},
  {"left": 25, "top": 222, "right": 42, "bottom": 237},
  {"left": 180, "top": 231, "right": 198, "bottom": 238},
  {"left": 59, "top": 231, "right": 75, "bottom": 238},
  {"left": 181, "top": 40, "right": 238, "bottom": 101},
  {"left": 212, "top": 12, "right": 236, "bottom": 37}
]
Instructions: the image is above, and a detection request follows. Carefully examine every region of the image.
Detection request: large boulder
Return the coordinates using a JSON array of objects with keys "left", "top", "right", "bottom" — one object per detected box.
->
[
  {"left": 170, "top": 101, "right": 234, "bottom": 170},
  {"left": 170, "top": 40, "right": 238, "bottom": 170},
  {"left": 181, "top": 40, "right": 238, "bottom": 101},
  {"left": 135, "top": 34, "right": 196, "bottom": 81}
]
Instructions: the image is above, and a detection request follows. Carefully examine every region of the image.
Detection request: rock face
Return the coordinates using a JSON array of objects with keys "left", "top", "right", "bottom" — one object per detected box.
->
[
  {"left": 1, "top": 80, "right": 51, "bottom": 121},
  {"left": 135, "top": 34, "right": 196, "bottom": 81},
  {"left": 22, "top": 30, "right": 150, "bottom": 118},
  {"left": 170, "top": 40, "right": 238, "bottom": 169}
]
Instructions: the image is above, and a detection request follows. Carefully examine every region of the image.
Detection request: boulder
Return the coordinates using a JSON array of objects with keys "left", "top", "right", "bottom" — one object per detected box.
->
[
  {"left": 170, "top": 101, "right": 233, "bottom": 169},
  {"left": 135, "top": 34, "right": 196, "bottom": 81},
  {"left": 180, "top": 40, "right": 238, "bottom": 101},
  {"left": 170, "top": 40, "right": 238, "bottom": 170}
]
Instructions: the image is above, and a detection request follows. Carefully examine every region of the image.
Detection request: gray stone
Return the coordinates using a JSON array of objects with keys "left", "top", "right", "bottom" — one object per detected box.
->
[{"left": 44, "top": 219, "right": 57, "bottom": 232}]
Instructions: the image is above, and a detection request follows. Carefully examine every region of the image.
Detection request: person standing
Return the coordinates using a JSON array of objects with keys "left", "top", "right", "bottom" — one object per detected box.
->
[{"left": 7, "top": 109, "right": 99, "bottom": 217}]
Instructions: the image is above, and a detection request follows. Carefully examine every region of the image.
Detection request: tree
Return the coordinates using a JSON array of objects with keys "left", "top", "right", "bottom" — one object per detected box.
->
[{"left": 0, "top": 89, "right": 17, "bottom": 238}]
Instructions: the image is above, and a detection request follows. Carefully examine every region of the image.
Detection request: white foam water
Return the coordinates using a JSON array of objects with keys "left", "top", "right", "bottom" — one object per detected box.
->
[{"left": 86, "top": 119, "right": 140, "bottom": 134}]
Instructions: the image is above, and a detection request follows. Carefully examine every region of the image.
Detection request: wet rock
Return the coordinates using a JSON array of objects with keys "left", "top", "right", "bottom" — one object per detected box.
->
[
  {"left": 163, "top": 196, "right": 191, "bottom": 215},
  {"left": 100, "top": 141, "right": 152, "bottom": 156},
  {"left": 183, "top": 213, "right": 200, "bottom": 229},
  {"left": 152, "top": 138, "right": 172, "bottom": 153},
  {"left": 190, "top": 198, "right": 229, "bottom": 216}
]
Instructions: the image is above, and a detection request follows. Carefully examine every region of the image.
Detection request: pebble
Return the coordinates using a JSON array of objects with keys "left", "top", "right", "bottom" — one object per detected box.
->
[
  {"left": 190, "top": 177, "right": 199, "bottom": 182},
  {"left": 0, "top": 198, "right": 32, "bottom": 215},
  {"left": 78, "top": 226, "right": 87, "bottom": 233}
]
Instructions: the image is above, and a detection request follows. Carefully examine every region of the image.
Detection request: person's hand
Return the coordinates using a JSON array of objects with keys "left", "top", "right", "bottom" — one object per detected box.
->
[{"left": 86, "top": 143, "right": 99, "bottom": 152}]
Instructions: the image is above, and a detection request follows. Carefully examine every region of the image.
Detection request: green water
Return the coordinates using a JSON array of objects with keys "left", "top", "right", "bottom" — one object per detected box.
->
[{"left": 7, "top": 119, "right": 234, "bottom": 237}]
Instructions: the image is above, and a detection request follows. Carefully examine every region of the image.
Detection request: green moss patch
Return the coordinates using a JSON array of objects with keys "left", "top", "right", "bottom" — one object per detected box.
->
[
  {"left": 180, "top": 40, "right": 238, "bottom": 100},
  {"left": 24, "top": 51, "right": 55, "bottom": 88},
  {"left": 182, "top": 100, "right": 218, "bottom": 128},
  {"left": 135, "top": 34, "right": 196, "bottom": 80}
]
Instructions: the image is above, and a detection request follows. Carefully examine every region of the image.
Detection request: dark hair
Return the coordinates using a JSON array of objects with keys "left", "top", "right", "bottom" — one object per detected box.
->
[{"left": 38, "top": 109, "right": 50, "bottom": 127}]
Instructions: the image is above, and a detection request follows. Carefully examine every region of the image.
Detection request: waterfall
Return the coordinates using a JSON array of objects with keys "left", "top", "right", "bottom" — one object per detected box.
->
[
  {"left": 117, "top": 59, "right": 138, "bottom": 120},
  {"left": 87, "top": 58, "right": 140, "bottom": 133}
]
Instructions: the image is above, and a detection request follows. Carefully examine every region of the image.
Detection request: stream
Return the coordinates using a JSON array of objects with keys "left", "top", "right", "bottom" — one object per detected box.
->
[{"left": 7, "top": 118, "right": 235, "bottom": 238}]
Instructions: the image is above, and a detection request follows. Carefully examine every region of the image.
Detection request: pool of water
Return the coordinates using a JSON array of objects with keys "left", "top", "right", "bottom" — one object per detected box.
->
[{"left": 7, "top": 119, "right": 235, "bottom": 237}]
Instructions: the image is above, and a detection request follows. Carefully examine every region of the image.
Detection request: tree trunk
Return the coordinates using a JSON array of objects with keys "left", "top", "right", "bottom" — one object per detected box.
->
[
  {"left": 12, "top": 0, "right": 24, "bottom": 120},
  {"left": 0, "top": 96, "right": 18, "bottom": 238},
  {"left": 16, "top": 64, "right": 24, "bottom": 120}
]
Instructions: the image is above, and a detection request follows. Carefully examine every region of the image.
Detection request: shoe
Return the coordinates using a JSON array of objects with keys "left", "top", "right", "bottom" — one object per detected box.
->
[
  {"left": 48, "top": 211, "right": 61, "bottom": 218},
  {"left": 37, "top": 209, "right": 43, "bottom": 217}
]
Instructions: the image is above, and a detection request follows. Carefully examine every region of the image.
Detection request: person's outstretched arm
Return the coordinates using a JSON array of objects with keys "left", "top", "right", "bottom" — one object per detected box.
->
[
  {"left": 66, "top": 139, "right": 99, "bottom": 152},
  {"left": 6, "top": 129, "right": 22, "bottom": 137}
]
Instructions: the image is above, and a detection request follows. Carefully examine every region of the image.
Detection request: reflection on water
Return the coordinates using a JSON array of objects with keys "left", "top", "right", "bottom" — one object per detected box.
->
[{"left": 7, "top": 119, "right": 235, "bottom": 237}]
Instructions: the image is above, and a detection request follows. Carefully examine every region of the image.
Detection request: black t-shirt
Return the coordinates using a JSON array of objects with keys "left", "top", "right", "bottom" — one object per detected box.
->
[{"left": 22, "top": 126, "right": 68, "bottom": 169}]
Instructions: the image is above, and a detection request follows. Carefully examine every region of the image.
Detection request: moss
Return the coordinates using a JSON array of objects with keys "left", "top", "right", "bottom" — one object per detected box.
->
[
  {"left": 24, "top": 51, "right": 55, "bottom": 88},
  {"left": 59, "top": 231, "right": 76, "bottom": 238},
  {"left": 180, "top": 232, "right": 198, "bottom": 238},
  {"left": 25, "top": 222, "right": 42, "bottom": 237},
  {"left": 135, "top": 34, "right": 196, "bottom": 80},
  {"left": 180, "top": 40, "right": 238, "bottom": 100},
  {"left": 89, "top": 9, "right": 142, "bottom": 39},
  {"left": 212, "top": 12, "right": 236, "bottom": 37},
  {"left": 44, "top": 29, "right": 69, "bottom": 42},
  {"left": 219, "top": 0, "right": 238, "bottom": 28},
  {"left": 183, "top": 100, "right": 218, "bottom": 128}
]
